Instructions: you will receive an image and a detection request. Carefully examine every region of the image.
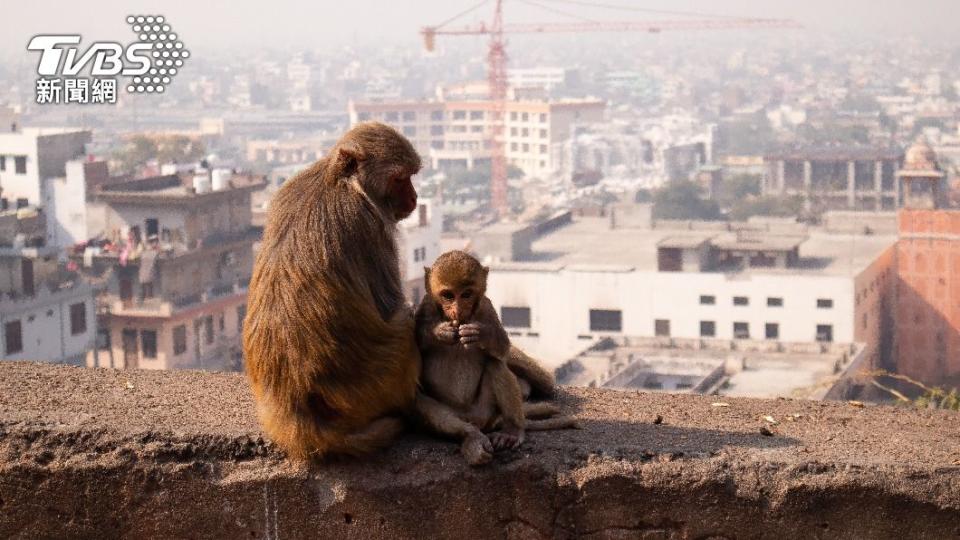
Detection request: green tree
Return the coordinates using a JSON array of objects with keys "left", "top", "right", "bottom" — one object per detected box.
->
[{"left": 652, "top": 181, "right": 722, "bottom": 220}]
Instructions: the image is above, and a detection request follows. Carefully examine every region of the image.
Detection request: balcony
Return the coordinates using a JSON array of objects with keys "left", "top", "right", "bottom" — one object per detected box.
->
[
  {"left": 0, "top": 361, "right": 957, "bottom": 538},
  {"left": 104, "top": 278, "right": 250, "bottom": 318}
]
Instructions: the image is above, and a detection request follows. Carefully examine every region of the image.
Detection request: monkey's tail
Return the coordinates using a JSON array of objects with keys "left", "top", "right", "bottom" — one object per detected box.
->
[
  {"left": 506, "top": 346, "right": 556, "bottom": 399},
  {"left": 526, "top": 416, "right": 580, "bottom": 431}
]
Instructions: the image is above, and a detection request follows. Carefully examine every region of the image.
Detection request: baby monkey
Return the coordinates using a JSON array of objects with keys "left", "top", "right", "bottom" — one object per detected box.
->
[{"left": 415, "top": 250, "right": 577, "bottom": 465}]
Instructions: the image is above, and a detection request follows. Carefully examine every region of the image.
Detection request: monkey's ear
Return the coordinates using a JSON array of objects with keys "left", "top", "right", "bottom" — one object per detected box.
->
[
  {"left": 327, "top": 141, "right": 366, "bottom": 182},
  {"left": 423, "top": 267, "right": 432, "bottom": 294},
  {"left": 479, "top": 266, "right": 489, "bottom": 288}
]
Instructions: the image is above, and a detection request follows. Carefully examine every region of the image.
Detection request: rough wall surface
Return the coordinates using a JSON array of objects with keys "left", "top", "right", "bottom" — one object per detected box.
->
[{"left": 0, "top": 362, "right": 958, "bottom": 539}]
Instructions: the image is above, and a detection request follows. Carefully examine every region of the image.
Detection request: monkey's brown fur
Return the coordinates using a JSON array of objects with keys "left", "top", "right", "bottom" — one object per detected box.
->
[
  {"left": 243, "top": 122, "right": 423, "bottom": 460},
  {"left": 415, "top": 250, "right": 577, "bottom": 465}
]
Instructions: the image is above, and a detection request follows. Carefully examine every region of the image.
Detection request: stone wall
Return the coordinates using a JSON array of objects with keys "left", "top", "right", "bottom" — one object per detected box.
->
[{"left": 1, "top": 362, "right": 958, "bottom": 539}]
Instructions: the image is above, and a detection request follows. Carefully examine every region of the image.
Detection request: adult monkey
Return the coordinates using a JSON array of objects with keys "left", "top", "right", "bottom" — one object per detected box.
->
[{"left": 244, "top": 122, "right": 556, "bottom": 460}]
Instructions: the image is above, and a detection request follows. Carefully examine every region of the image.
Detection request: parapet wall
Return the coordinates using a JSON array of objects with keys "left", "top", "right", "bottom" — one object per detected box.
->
[{"left": 1, "top": 362, "right": 959, "bottom": 539}]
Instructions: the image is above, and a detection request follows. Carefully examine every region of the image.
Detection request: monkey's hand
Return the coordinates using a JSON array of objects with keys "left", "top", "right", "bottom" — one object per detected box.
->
[
  {"left": 458, "top": 322, "right": 491, "bottom": 350},
  {"left": 433, "top": 321, "right": 459, "bottom": 345}
]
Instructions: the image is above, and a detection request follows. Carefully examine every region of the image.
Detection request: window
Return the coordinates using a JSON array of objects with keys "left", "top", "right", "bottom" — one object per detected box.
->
[
  {"left": 237, "top": 305, "right": 246, "bottom": 334},
  {"left": 765, "top": 323, "right": 779, "bottom": 340},
  {"left": 69, "top": 302, "right": 86, "bottom": 335},
  {"left": 501, "top": 306, "right": 531, "bottom": 328},
  {"left": 817, "top": 298, "right": 833, "bottom": 309},
  {"left": 5, "top": 320, "right": 22, "bottom": 355},
  {"left": 402, "top": 126, "right": 416, "bottom": 137},
  {"left": 219, "top": 312, "right": 226, "bottom": 332},
  {"left": 733, "top": 322, "right": 749, "bottom": 339},
  {"left": 430, "top": 110, "right": 443, "bottom": 121},
  {"left": 430, "top": 125, "right": 443, "bottom": 136},
  {"left": 357, "top": 112, "right": 370, "bottom": 121},
  {"left": 699, "top": 295, "right": 715, "bottom": 305},
  {"left": 767, "top": 297, "right": 783, "bottom": 307},
  {"left": 816, "top": 324, "right": 833, "bottom": 342},
  {"left": 654, "top": 319, "right": 670, "bottom": 337},
  {"left": 510, "top": 112, "right": 517, "bottom": 121},
  {"left": 470, "top": 110, "right": 483, "bottom": 120},
  {"left": 173, "top": 325, "right": 187, "bottom": 356},
  {"left": 589, "top": 309, "right": 622, "bottom": 332},
  {"left": 0, "top": 156, "right": 5, "bottom": 170},
  {"left": 452, "top": 110, "right": 466, "bottom": 120},
  {"left": 14, "top": 156, "right": 26, "bottom": 174},
  {"left": 540, "top": 129, "right": 547, "bottom": 138},
  {"left": 522, "top": 128, "right": 529, "bottom": 137},
  {"left": 430, "top": 141, "right": 443, "bottom": 150},
  {"left": 700, "top": 320, "right": 715, "bottom": 337},
  {"left": 204, "top": 315, "right": 214, "bottom": 344},
  {"left": 412, "top": 247, "right": 426, "bottom": 262},
  {"left": 733, "top": 296, "right": 749, "bottom": 306},
  {"left": 402, "top": 111, "right": 416, "bottom": 121},
  {"left": 539, "top": 113, "right": 547, "bottom": 123},
  {"left": 141, "top": 330, "right": 157, "bottom": 359},
  {"left": 522, "top": 112, "right": 529, "bottom": 121},
  {"left": 522, "top": 143, "right": 529, "bottom": 152},
  {"left": 511, "top": 142, "right": 518, "bottom": 151},
  {"left": 385, "top": 112, "right": 399, "bottom": 122},
  {"left": 510, "top": 127, "right": 517, "bottom": 136}
]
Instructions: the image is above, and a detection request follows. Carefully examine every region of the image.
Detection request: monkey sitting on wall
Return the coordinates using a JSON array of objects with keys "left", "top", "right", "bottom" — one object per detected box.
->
[
  {"left": 243, "top": 122, "right": 424, "bottom": 460},
  {"left": 414, "top": 251, "right": 578, "bottom": 466}
]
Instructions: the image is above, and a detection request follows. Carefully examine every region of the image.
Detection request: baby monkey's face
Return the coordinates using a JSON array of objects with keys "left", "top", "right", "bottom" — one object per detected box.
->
[{"left": 437, "top": 284, "right": 479, "bottom": 326}]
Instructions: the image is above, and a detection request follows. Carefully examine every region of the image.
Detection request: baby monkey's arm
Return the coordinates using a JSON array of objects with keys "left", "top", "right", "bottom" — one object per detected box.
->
[{"left": 458, "top": 298, "right": 510, "bottom": 360}]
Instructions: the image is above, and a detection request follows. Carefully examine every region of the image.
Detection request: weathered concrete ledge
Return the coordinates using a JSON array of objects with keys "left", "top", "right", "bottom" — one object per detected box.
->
[{"left": 1, "top": 362, "right": 959, "bottom": 539}]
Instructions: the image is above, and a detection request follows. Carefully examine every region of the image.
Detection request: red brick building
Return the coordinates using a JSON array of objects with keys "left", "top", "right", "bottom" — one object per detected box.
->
[{"left": 893, "top": 138, "right": 960, "bottom": 388}]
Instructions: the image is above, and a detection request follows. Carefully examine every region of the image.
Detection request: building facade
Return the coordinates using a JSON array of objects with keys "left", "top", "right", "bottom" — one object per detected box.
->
[
  {"left": 348, "top": 98, "right": 605, "bottom": 178},
  {"left": 763, "top": 145, "right": 903, "bottom": 212},
  {"left": 81, "top": 172, "right": 264, "bottom": 371},
  {"left": 892, "top": 138, "right": 960, "bottom": 388},
  {"left": 478, "top": 217, "right": 895, "bottom": 370},
  {"left": 0, "top": 207, "right": 97, "bottom": 365}
]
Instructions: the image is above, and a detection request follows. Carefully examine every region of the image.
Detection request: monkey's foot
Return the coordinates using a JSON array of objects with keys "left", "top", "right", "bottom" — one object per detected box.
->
[
  {"left": 489, "top": 428, "right": 524, "bottom": 451},
  {"left": 461, "top": 431, "right": 494, "bottom": 466}
]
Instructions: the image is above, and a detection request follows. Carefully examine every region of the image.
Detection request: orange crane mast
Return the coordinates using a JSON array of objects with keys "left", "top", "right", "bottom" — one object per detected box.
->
[{"left": 422, "top": 1, "right": 801, "bottom": 216}]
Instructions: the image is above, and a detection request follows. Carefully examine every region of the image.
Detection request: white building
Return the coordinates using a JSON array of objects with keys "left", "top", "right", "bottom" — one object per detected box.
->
[
  {"left": 479, "top": 217, "right": 895, "bottom": 371},
  {"left": 0, "top": 128, "right": 92, "bottom": 248},
  {"left": 348, "top": 98, "right": 605, "bottom": 178},
  {"left": 0, "top": 208, "right": 96, "bottom": 365},
  {"left": 397, "top": 197, "right": 443, "bottom": 304}
]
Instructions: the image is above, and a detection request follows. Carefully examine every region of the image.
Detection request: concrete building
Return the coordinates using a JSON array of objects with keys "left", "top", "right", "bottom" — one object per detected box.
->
[
  {"left": 0, "top": 128, "right": 97, "bottom": 248},
  {"left": 506, "top": 67, "right": 580, "bottom": 94},
  {"left": 79, "top": 172, "right": 265, "bottom": 371},
  {"left": 348, "top": 98, "right": 605, "bottom": 178},
  {"left": 0, "top": 207, "right": 97, "bottom": 365},
  {"left": 763, "top": 145, "right": 904, "bottom": 212},
  {"left": 892, "top": 138, "right": 960, "bottom": 389},
  {"left": 557, "top": 336, "right": 861, "bottom": 399},
  {"left": 477, "top": 217, "right": 895, "bottom": 372},
  {"left": 397, "top": 198, "right": 443, "bottom": 305},
  {"left": 0, "top": 128, "right": 91, "bottom": 209}
]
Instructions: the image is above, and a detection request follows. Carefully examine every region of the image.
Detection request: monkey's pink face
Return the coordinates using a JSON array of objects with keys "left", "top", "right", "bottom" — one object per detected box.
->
[{"left": 390, "top": 174, "right": 418, "bottom": 220}]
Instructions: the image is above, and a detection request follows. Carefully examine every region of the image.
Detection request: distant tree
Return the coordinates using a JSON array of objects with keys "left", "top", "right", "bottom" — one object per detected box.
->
[
  {"left": 717, "top": 174, "right": 762, "bottom": 207},
  {"left": 727, "top": 195, "right": 804, "bottom": 222},
  {"left": 634, "top": 189, "right": 653, "bottom": 203},
  {"left": 652, "top": 181, "right": 722, "bottom": 221},
  {"left": 113, "top": 135, "right": 206, "bottom": 175}
]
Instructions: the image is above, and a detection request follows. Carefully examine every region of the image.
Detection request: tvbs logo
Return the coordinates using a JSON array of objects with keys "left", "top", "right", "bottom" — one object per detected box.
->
[{"left": 27, "top": 15, "right": 189, "bottom": 104}]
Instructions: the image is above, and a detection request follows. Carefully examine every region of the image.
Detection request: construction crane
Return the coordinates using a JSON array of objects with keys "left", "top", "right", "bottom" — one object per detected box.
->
[{"left": 422, "top": 0, "right": 801, "bottom": 216}]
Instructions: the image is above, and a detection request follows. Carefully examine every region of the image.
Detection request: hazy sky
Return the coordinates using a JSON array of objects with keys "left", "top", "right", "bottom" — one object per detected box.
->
[{"left": 3, "top": 0, "right": 958, "bottom": 57}]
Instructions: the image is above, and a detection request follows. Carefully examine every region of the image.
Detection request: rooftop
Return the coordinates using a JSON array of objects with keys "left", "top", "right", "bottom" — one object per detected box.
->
[
  {"left": 558, "top": 337, "right": 856, "bottom": 399},
  {"left": 1, "top": 361, "right": 957, "bottom": 538},
  {"left": 497, "top": 217, "right": 895, "bottom": 277}
]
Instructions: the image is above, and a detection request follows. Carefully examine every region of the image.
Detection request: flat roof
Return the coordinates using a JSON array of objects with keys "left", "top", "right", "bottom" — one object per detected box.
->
[
  {"left": 657, "top": 235, "right": 713, "bottom": 249},
  {"left": 492, "top": 217, "right": 895, "bottom": 277},
  {"left": 559, "top": 337, "right": 855, "bottom": 399},
  {"left": 711, "top": 233, "right": 807, "bottom": 252}
]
